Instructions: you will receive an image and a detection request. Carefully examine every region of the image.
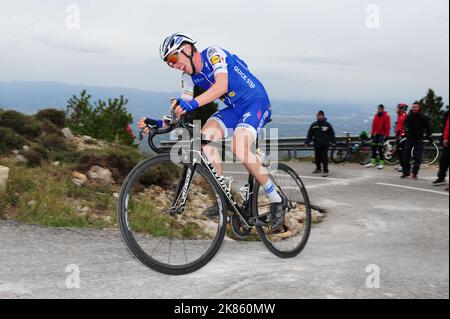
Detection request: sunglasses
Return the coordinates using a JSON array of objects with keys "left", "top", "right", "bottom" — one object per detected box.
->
[{"left": 166, "top": 46, "right": 185, "bottom": 67}]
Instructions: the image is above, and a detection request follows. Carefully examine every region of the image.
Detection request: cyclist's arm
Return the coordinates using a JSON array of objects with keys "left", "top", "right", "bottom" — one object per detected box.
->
[
  {"left": 193, "top": 47, "right": 229, "bottom": 107},
  {"left": 194, "top": 73, "right": 228, "bottom": 107}
]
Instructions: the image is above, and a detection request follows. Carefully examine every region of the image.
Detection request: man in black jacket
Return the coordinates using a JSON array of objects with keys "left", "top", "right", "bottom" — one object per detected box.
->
[
  {"left": 401, "top": 103, "right": 433, "bottom": 179},
  {"left": 305, "top": 110, "right": 336, "bottom": 177}
]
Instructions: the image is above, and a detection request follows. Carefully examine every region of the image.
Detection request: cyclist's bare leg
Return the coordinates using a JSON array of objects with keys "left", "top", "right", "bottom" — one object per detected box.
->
[
  {"left": 202, "top": 119, "right": 225, "bottom": 176},
  {"left": 231, "top": 128, "right": 269, "bottom": 186}
]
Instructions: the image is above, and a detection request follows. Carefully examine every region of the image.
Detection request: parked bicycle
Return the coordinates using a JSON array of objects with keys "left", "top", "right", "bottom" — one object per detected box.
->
[
  {"left": 330, "top": 132, "right": 372, "bottom": 165},
  {"left": 117, "top": 108, "right": 312, "bottom": 275},
  {"left": 383, "top": 138, "right": 440, "bottom": 165}
]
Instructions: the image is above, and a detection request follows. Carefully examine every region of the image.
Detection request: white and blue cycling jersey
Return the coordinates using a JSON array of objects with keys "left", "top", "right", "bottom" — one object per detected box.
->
[{"left": 181, "top": 46, "right": 272, "bottom": 138}]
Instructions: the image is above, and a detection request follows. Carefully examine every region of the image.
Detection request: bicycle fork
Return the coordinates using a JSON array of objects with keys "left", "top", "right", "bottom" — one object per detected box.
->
[{"left": 169, "top": 164, "right": 197, "bottom": 216}]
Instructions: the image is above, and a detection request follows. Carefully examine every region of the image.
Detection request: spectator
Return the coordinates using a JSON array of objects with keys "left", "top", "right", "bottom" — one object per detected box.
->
[
  {"left": 365, "top": 104, "right": 391, "bottom": 169},
  {"left": 395, "top": 104, "right": 409, "bottom": 172},
  {"left": 305, "top": 110, "right": 336, "bottom": 177},
  {"left": 433, "top": 112, "right": 449, "bottom": 187},
  {"left": 401, "top": 102, "right": 433, "bottom": 179}
]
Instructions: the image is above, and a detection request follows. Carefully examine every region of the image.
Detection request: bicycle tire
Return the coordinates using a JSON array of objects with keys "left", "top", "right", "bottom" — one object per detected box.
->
[
  {"left": 117, "top": 154, "right": 227, "bottom": 275},
  {"left": 355, "top": 144, "right": 372, "bottom": 165},
  {"left": 383, "top": 139, "right": 400, "bottom": 165},
  {"left": 253, "top": 163, "right": 312, "bottom": 258},
  {"left": 330, "top": 143, "right": 348, "bottom": 164},
  {"left": 422, "top": 143, "right": 440, "bottom": 165}
]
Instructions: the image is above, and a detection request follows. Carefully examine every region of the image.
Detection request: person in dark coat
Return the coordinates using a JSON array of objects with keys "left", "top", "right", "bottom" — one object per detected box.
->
[
  {"left": 401, "top": 102, "right": 433, "bottom": 179},
  {"left": 305, "top": 110, "right": 336, "bottom": 177}
]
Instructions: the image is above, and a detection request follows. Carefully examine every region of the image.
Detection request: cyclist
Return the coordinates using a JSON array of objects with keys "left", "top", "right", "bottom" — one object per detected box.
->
[
  {"left": 138, "top": 33, "right": 287, "bottom": 228},
  {"left": 395, "top": 103, "right": 408, "bottom": 172},
  {"left": 365, "top": 104, "right": 391, "bottom": 169}
]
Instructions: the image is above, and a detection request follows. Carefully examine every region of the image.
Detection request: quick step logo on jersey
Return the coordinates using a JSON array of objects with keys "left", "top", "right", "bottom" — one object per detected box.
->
[{"left": 233, "top": 66, "right": 256, "bottom": 89}]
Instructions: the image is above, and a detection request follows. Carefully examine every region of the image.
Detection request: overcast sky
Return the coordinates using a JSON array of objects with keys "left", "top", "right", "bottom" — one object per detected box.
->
[{"left": 0, "top": 0, "right": 448, "bottom": 105}]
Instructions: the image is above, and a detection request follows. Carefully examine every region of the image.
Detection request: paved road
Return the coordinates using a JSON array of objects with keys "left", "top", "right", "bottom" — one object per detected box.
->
[{"left": 0, "top": 163, "right": 448, "bottom": 299}]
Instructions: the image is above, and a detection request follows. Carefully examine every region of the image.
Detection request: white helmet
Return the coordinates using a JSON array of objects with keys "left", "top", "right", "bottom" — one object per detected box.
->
[{"left": 159, "top": 32, "right": 196, "bottom": 61}]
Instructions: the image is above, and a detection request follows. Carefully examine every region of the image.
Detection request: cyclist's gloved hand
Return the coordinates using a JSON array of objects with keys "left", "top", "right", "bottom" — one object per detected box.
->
[
  {"left": 145, "top": 117, "right": 163, "bottom": 129},
  {"left": 177, "top": 98, "right": 199, "bottom": 113}
]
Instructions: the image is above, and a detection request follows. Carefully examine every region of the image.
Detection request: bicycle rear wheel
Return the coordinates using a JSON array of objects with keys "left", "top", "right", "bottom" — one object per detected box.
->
[
  {"left": 355, "top": 144, "right": 372, "bottom": 165},
  {"left": 330, "top": 143, "right": 347, "bottom": 163},
  {"left": 117, "top": 155, "right": 227, "bottom": 275},
  {"left": 253, "top": 163, "right": 312, "bottom": 258}
]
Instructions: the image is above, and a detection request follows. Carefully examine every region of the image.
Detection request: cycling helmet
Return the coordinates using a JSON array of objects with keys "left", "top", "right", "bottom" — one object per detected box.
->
[
  {"left": 359, "top": 131, "right": 369, "bottom": 140},
  {"left": 159, "top": 32, "right": 196, "bottom": 61},
  {"left": 397, "top": 103, "right": 408, "bottom": 111}
]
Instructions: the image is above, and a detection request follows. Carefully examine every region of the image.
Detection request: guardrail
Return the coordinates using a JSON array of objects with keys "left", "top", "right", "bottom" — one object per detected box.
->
[{"left": 158, "top": 133, "right": 443, "bottom": 160}]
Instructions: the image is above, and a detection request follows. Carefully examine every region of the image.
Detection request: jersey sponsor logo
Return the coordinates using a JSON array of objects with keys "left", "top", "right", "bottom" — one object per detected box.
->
[
  {"left": 210, "top": 55, "right": 221, "bottom": 65},
  {"left": 233, "top": 65, "right": 256, "bottom": 89},
  {"left": 242, "top": 112, "right": 252, "bottom": 123},
  {"left": 207, "top": 47, "right": 218, "bottom": 57}
]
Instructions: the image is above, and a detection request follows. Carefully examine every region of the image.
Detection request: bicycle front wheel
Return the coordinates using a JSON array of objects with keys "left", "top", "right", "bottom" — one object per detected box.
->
[
  {"left": 355, "top": 144, "right": 372, "bottom": 165},
  {"left": 117, "top": 155, "right": 227, "bottom": 275},
  {"left": 253, "top": 163, "right": 312, "bottom": 258}
]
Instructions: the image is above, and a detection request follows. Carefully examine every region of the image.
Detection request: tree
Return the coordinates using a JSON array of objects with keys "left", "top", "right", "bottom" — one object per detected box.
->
[
  {"left": 66, "top": 90, "right": 134, "bottom": 145},
  {"left": 418, "top": 89, "right": 447, "bottom": 133}
]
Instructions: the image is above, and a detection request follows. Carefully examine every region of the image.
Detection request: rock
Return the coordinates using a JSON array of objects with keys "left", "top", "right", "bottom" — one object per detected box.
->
[
  {"left": 11, "top": 150, "right": 19, "bottom": 155},
  {"left": 61, "top": 128, "right": 74, "bottom": 140},
  {"left": 72, "top": 171, "right": 88, "bottom": 186},
  {"left": 0, "top": 165, "right": 10, "bottom": 193},
  {"left": 82, "top": 135, "right": 96, "bottom": 144},
  {"left": 27, "top": 200, "right": 37, "bottom": 208},
  {"left": 53, "top": 161, "right": 60, "bottom": 166},
  {"left": 88, "top": 166, "right": 113, "bottom": 185},
  {"left": 22, "top": 145, "right": 30, "bottom": 151},
  {"left": 15, "top": 155, "right": 27, "bottom": 163},
  {"left": 76, "top": 205, "right": 90, "bottom": 213},
  {"left": 113, "top": 193, "right": 119, "bottom": 199},
  {"left": 72, "top": 179, "right": 84, "bottom": 187}
]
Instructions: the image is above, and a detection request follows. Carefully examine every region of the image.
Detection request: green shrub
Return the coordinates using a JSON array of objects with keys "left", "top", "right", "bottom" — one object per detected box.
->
[
  {"left": 36, "top": 108, "right": 67, "bottom": 128},
  {"left": 39, "top": 133, "right": 68, "bottom": 152},
  {"left": 0, "top": 127, "right": 27, "bottom": 154},
  {"left": 0, "top": 110, "right": 42, "bottom": 139},
  {"left": 23, "top": 145, "right": 49, "bottom": 167},
  {"left": 39, "top": 118, "right": 61, "bottom": 135}
]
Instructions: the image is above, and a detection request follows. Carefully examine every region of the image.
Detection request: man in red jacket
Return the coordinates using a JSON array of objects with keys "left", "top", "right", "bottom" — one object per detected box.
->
[
  {"left": 395, "top": 104, "right": 408, "bottom": 172},
  {"left": 365, "top": 104, "right": 391, "bottom": 169},
  {"left": 433, "top": 112, "right": 449, "bottom": 188}
]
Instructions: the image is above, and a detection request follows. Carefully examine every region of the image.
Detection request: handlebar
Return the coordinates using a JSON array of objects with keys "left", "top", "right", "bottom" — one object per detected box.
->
[{"left": 139, "top": 104, "right": 193, "bottom": 154}]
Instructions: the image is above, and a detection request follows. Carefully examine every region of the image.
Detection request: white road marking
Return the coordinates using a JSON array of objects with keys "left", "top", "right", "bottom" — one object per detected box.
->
[{"left": 376, "top": 183, "right": 449, "bottom": 196}]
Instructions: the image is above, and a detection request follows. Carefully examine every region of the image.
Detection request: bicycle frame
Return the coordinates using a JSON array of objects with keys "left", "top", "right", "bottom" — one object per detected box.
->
[{"left": 166, "top": 139, "right": 257, "bottom": 229}]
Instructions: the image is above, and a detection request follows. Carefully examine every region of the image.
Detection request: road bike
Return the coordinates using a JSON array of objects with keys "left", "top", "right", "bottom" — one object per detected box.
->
[
  {"left": 330, "top": 132, "right": 372, "bottom": 165},
  {"left": 117, "top": 109, "right": 311, "bottom": 275},
  {"left": 383, "top": 138, "right": 440, "bottom": 165}
]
